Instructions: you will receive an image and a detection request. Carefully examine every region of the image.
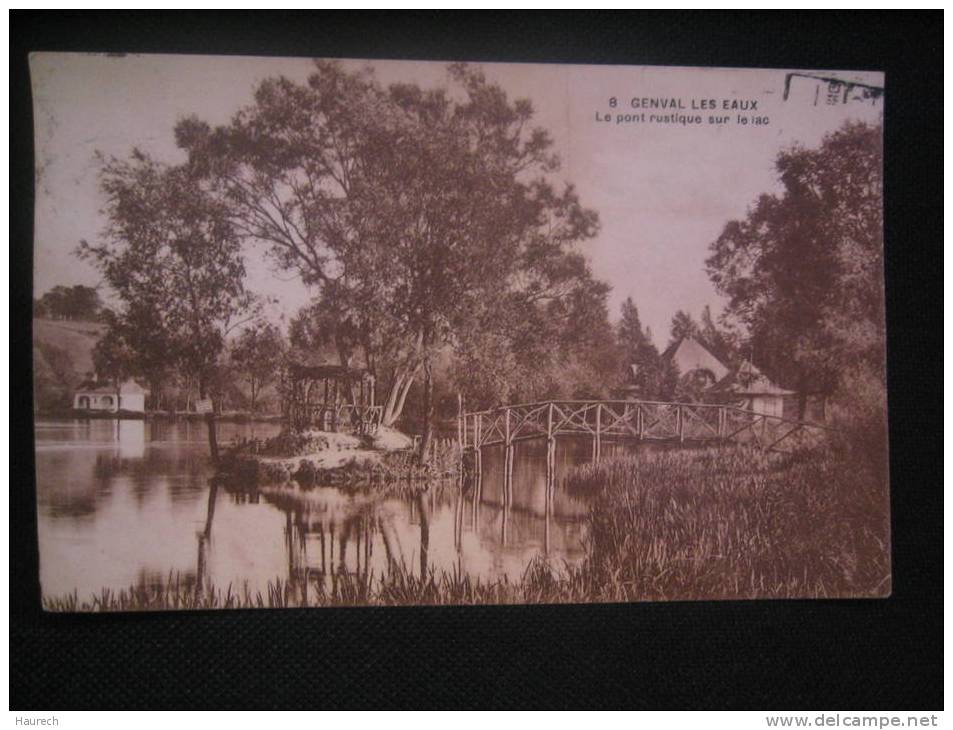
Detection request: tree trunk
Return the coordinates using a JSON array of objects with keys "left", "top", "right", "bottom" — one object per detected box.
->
[
  {"left": 797, "top": 374, "right": 808, "bottom": 421},
  {"left": 199, "top": 378, "right": 219, "bottom": 464},
  {"left": 381, "top": 367, "right": 417, "bottom": 427},
  {"left": 393, "top": 375, "right": 414, "bottom": 424},
  {"left": 417, "top": 358, "right": 435, "bottom": 463},
  {"left": 196, "top": 479, "right": 218, "bottom": 591},
  {"left": 148, "top": 378, "right": 161, "bottom": 411},
  {"left": 381, "top": 372, "right": 405, "bottom": 426}
]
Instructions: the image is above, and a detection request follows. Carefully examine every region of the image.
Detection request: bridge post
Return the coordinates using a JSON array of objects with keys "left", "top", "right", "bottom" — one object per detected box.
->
[
  {"left": 504, "top": 407, "right": 514, "bottom": 507},
  {"left": 546, "top": 402, "right": 556, "bottom": 496},
  {"left": 472, "top": 449, "right": 482, "bottom": 531},
  {"left": 504, "top": 443, "right": 514, "bottom": 506},
  {"left": 637, "top": 404, "right": 644, "bottom": 440},
  {"left": 544, "top": 439, "right": 553, "bottom": 556},
  {"left": 456, "top": 394, "right": 463, "bottom": 467},
  {"left": 593, "top": 403, "right": 602, "bottom": 463},
  {"left": 475, "top": 413, "right": 483, "bottom": 478},
  {"left": 677, "top": 405, "right": 684, "bottom": 443}
]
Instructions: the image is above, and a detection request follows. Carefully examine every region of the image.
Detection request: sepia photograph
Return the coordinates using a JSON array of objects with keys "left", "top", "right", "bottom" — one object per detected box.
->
[{"left": 30, "top": 53, "right": 888, "bottom": 611}]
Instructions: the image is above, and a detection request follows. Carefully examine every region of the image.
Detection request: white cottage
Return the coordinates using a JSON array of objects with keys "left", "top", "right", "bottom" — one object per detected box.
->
[
  {"left": 73, "top": 378, "right": 146, "bottom": 414},
  {"left": 711, "top": 359, "right": 793, "bottom": 419},
  {"left": 657, "top": 337, "right": 793, "bottom": 418}
]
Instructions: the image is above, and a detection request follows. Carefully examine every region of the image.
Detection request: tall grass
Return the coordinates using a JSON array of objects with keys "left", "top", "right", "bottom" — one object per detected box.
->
[
  {"left": 42, "top": 562, "right": 534, "bottom": 611},
  {"left": 43, "top": 442, "right": 890, "bottom": 611},
  {"left": 569, "top": 444, "right": 890, "bottom": 600}
]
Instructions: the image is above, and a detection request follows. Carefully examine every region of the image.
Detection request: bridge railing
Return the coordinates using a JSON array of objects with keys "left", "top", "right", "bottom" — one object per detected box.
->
[{"left": 460, "top": 400, "right": 831, "bottom": 454}]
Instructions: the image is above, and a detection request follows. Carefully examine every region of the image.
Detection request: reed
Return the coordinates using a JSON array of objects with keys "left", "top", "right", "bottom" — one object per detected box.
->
[
  {"left": 569, "top": 444, "right": 890, "bottom": 600},
  {"left": 42, "top": 443, "right": 889, "bottom": 611}
]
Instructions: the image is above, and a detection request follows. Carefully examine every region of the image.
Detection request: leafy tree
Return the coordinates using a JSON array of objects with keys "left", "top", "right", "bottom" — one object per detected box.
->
[
  {"left": 34, "top": 284, "right": 103, "bottom": 321},
  {"left": 699, "top": 304, "right": 739, "bottom": 367},
  {"left": 451, "top": 272, "right": 620, "bottom": 408},
  {"left": 706, "top": 121, "right": 883, "bottom": 418},
  {"left": 119, "top": 303, "right": 175, "bottom": 411},
  {"left": 178, "top": 61, "right": 602, "bottom": 460},
  {"left": 288, "top": 299, "right": 362, "bottom": 369},
  {"left": 618, "top": 298, "right": 655, "bottom": 368},
  {"left": 231, "top": 322, "right": 286, "bottom": 413},
  {"left": 617, "top": 298, "right": 678, "bottom": 399},
  {"left": 79, "top": 151, "right": 257, "bottom": 461},
  {"left": 92, "top": 326, "right": 136, "bottom": 390},
  {"left": 668, "top": 310, "right": 699, "bottom": 346},
  {"left": 93, "top": 305, "right": 174, "bottom": 410}
]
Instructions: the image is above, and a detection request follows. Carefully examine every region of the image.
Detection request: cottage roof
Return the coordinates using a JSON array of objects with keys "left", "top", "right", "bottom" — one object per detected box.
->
[
  {"left": 713, "top": 359, "right": 794, "bottom": 396},
  {"left": 661, "top": 336, "right": 731, "bottom": 381},
  {"left": 75, "top": 379, "right": 146, "bottom": 395}
]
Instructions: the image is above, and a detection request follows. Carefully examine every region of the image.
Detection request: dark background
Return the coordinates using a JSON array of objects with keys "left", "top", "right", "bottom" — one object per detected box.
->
[{"left": 10, "top": 11, "right": 942, "bottom": 709}]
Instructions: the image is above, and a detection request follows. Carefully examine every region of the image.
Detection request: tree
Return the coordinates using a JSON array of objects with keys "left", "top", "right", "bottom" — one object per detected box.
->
[
  {"left": 231, "top": 322, "right": 286, "bottom": 413},
  {"left": 668, "top": 310, "right": 699, "bottom": 346},
  {"left": 450, "top": 271, "right": 620, "bottom": 407},
  {"left": 699, "top": 304, "right": 739, "bottom": 367},
  {"left": 288, "top": 298, "right": 362, "bottom": 369},
  {"left": 618, "top": 298, "right": 655, "bottom": 368},
  {"left": 79, "top": 151, "right": 257, "bottom": 461},
  {"left": 706, "top": 121, "right": 884, "bottom": 418},
  {"left": 617, "top": 298, "right": 678, "bottom": 399},
  {"left": 120, "top": 303, "right": 175, "bottom": 411},
  {"left": 178, "top": 61, "right": 602, "bottom": 460},
  {"left": 93, "top": 305, "right": 174, "bottom": 410},
  {"left": 92, "top": 326, "right": 136, "bottom": 389},
  {"left": 34, "top": 284, "right": 103, "bottom": 321}
]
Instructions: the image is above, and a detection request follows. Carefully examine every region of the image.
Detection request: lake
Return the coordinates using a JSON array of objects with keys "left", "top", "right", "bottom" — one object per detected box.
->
[{"left": 34, "top": 419, "right": 633, "bottom": 602}]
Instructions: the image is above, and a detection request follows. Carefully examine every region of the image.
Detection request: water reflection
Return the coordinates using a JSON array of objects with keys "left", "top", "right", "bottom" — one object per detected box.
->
[{"left": 36, "top": 419, "right": 613, "bottom": 601}]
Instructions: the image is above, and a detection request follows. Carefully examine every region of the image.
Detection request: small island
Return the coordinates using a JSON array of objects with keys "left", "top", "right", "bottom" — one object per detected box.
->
[{"left": 217, "top": 363, "right": 458, "bottom": 488}]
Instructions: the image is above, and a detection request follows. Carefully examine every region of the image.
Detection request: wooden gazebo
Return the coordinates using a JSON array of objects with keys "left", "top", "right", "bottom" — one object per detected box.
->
[{"left": 286, "top": 362, "right": 382, "bottom": 434}]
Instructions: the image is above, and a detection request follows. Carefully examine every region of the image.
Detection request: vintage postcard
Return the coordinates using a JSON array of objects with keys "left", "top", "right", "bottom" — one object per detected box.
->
[{"left": 31, "top": 54, "right": 887, "bottom": 610}]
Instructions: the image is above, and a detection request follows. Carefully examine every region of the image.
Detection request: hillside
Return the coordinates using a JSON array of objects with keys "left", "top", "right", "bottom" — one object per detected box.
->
[
  {"left": 31, "top": 318, "right": 283, "bottom": 415},
  {"left": 34, "top": 318, "right": 105, "bottom": 372},
  {"left": 33, "top": 317, "right": 106, "bottom": 410}
]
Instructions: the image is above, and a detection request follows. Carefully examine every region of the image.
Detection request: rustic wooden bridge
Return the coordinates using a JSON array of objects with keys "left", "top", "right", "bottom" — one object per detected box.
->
[
  {"left": 459, "top": 399, "right": 829, "bottom": 460},
  {"left": 455, "top": 399, "right": 832, "bottom": 551}
]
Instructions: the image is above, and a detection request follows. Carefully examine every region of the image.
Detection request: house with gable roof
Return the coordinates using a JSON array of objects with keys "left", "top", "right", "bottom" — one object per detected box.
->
[{"left": 648, "top": 335, "right": 794, "bottom": 418}]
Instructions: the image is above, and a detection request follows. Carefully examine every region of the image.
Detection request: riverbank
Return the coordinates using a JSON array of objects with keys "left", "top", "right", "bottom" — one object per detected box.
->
[
  {"left": 44, "top": 439, "right": 889, "bottom": 610},
  {"left": 36, "top": 409, "right": 285, "bottom": 423}
]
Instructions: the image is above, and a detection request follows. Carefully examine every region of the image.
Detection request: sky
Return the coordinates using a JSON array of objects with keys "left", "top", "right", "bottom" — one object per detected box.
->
[{"left": 31, "top": 53, "right": 883, "bottom": 347}]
